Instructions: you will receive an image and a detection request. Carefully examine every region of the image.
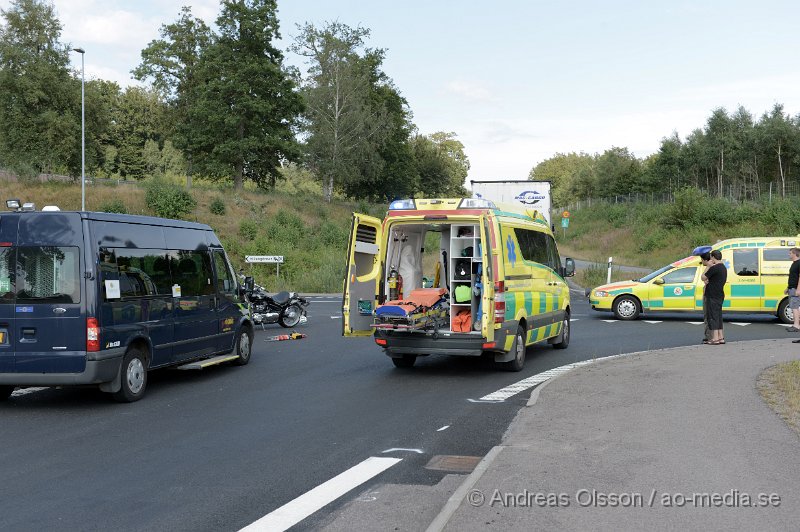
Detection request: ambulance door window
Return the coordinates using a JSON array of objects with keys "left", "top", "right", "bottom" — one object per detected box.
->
[
  {"left": 732, "top": 249, "right": 758, "bottom": 276},
  {"left": 661, "top": 267, "right": 697, "bottom": 285}
]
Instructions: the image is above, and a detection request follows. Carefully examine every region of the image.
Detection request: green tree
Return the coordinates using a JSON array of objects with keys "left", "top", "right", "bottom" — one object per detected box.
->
[
  {"left": 412, "top": 132, "right": 469, "bottom": 197},
  {"left": 114, "top": 87, "right": 166, "bottom": 179},
  {"left": 0, "top": 0, "right": 79, "bottom": 175},
  {"left": 292, "top": 22, "right": 390, "bottom": 202},
  {"left": 529, "top": 152, "right": 595, "bottom": 205},
  {"left": 756, "top": 103, "right": 796, "bottom": 198},
  {"left": 133, "top": 6, "right": 212, "bottom": 187},
  {"left": 190, "top": 0, "right": 303, "bottom": 191}
]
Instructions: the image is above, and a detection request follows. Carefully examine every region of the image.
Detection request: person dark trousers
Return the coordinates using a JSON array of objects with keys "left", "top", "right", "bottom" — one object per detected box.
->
[
  {"left": 784, "top": 248, "right": 800, "bottom": 340},
  {"left": 700, "top": 252, "right": 713, "bottom": 344},
  {"left": 702, "top": 252, "right": 727, "bottom": 345}
]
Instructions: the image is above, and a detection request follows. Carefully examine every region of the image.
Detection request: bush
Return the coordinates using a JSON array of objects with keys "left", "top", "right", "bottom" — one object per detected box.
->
[
  {"left": 98, "top": 199, "right": 127, "bottom": 214},
  {"left": 145, "top": 179, "right": 196, "bottom": 219},
  {"left": 665, "top": 186, "right": 708, "bottom": 228},
  {"left": 605, "top": 205, "right": 628, "bottom": 227},
  {"left": 239, "top": 219, "right": 258, "bottom": 241},
  {"left": 636, "top": 227, "right": 670, "bottom": 253},
  {"left": 209, "top": 197, "right": 226, "bottom": 215}
]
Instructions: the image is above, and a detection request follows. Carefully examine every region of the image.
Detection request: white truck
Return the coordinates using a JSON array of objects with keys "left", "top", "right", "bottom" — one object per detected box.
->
[{"left": 470, "top": 180, "right": 552, "bottom": 225}]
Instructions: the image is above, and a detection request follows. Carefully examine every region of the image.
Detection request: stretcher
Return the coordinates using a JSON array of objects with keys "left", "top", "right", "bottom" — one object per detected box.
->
[{"left": 372, "top": 288, "right": 448, "bottom": 331}]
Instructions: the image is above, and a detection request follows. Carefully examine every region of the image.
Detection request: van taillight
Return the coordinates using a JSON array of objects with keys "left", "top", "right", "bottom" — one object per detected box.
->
[
  {"left": 494, "top": 281, "right": 505, "bottom": 324},
  {"left": 87, "top": 317, "right": 100, "bottom": 352}
]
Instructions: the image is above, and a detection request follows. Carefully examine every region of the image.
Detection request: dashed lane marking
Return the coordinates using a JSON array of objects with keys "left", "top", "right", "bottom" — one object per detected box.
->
[
  {"left": 330, "top": 316, "right": 342, "bottom": 319},
  {"left": 436, "top": 425, "right": 450, "bottom": 432},
  {"left": 239, "top": 456, "right": 402, "bottom": 532},
  {"left": 687, "top": 322, "right": 705, "bottom": 325},
  {"left": 477, "top": 361, "right": 596, "bottom": 402},
  {"left": 10, "top": 387, "right": 48, "bottom": 398},
  {"left": 570, "top": 318, "right": 579, "bottom": 322},
  {"left": 729, "top": 322, "right": 750, "bottom": 327},
  {"left": 643, "top": 320, "right": 663, "bottom": 324},
  {"left": 602, "top": 319, "right": 618, "bottom": 323},
  {"left": 381, "top": 448, "right": 423, "bottom": 454}
]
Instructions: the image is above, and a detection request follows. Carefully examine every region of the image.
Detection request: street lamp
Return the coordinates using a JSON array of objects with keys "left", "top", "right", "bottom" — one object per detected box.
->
[{"left": 72, "top": 47, "right": 85, "bottom": 211}]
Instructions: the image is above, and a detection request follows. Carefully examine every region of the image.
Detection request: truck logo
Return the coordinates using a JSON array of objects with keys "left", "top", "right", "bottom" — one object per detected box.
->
[{"left": 514, "top": 190, "right": 546, "bottom": 205}]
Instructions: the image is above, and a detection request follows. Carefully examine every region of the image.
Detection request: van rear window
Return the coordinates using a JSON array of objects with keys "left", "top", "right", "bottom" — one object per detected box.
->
[
  {"left": 0, "top": 248, "right": 13, "bottom": 301},
  {"left": 16, "top": 246, "right": 81, "bottom": 303}
]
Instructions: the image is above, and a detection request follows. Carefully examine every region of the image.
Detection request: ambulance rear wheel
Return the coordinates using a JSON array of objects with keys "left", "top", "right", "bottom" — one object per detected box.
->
[
  {"left": 392, "top": 355, "right": 416, "bottom": 368},
  {"left": 500, "top": 325, "right": 526, "bottom": 372},
  {"left": 778, "top": 299, "right": 794, "bottom": 324},
  {"left": 613, "top": 296, "right": 640, "bottom": 320}
]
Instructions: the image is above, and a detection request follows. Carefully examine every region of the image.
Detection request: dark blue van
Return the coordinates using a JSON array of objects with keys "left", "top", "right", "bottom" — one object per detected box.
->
[{"left": 0, "top": 208, "right": 253, "bottom": 402}]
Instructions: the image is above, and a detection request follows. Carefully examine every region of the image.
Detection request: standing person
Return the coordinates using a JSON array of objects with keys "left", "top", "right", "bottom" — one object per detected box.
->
[
  {"left": 785, "top": 247, "right": 800, "bottom": 335},
  {"left": 700, "top": 252, "right": 713, "bottom": 344},
  {"left": 702, "top": 250, "right": 727, "bottom": 344}
]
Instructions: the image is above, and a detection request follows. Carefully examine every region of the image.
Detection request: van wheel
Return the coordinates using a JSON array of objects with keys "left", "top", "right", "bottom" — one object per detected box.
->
[
  {"left": 500, "top": 325, "right": 526, "bottom": 372},
  {"left": 112, "top": 347, "right": 148, "bottom": 403},
  {"left": 778, "top": 299, "right": 793, "bottom": 324},
  {"left": 392, "top": 355, "right": 416, "bottom": 368},
  {"left": 232, "top": 326, "right": 253, "bottom": 366},
  {"left": 0, "top": 385, "right": 13, "bottom": 401},
  {"left": 552, "top": 315, "right": 570, "bottom": 349},
  {"left": 613, "top": 296, "right": 640, "bottom": 320}
]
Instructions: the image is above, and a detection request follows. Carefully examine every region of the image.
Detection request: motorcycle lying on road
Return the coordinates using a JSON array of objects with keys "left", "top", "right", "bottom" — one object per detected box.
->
[{"left": 241, "top": 275, "right": 310, "bottom": 328}]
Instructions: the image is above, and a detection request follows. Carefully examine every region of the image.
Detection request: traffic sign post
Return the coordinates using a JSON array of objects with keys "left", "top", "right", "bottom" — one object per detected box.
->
[
  {"left": 245, "top": 255, "right": 285, "bottom": 280},
  {"left": 561, "top": 214, "right": 569, "bottom": 239}
]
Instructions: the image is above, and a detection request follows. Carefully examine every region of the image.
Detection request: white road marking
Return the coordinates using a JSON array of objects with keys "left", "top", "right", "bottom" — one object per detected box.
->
[
  {"left": 643, "top": 320, "right": 663, "bottom": 324},
  {"left": 10, "top": 387, "right": 48, "bottom": 397},
  {"left": 478, "top": 360, "right": 597, "bottom": 402},
  {"left": 381, "top": 448, "right": 423, "bottom": 454},
  {"left": 467, "top": 398, "right": 503, "bottom": 403},
  {"left": 239, "top": 456, "right": 402, "bottom": 532},
  {"left": 602, "top": 319, "right": 617, "bottom": 323},
  {"left": 570, "top": 318, "right": 579, "bottom": 322},
  {"left": 436, "top": 425, "right": 450, "bottom": 432},
  {"left": 729, "top": 322, "right": 750, "bottom": 326},
  {"left": 777, "top": 323, "right": 793, "bottom": 327},
  {"left": 330, "top": 316, "right": 342, "bottom": 319},
  {"left": 687, "top": 321, "right": 704, "bottom": 325}
]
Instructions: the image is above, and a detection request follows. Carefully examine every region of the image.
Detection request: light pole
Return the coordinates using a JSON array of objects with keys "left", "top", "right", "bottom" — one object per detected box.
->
[{"left": 72, "top": 47, "right": 85, "bottom": 211}]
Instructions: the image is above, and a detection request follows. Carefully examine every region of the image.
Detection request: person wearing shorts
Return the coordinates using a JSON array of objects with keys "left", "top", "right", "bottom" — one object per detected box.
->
[
  {"left": 785, "top": 248, "right": 800, "bottom": 336},
  {"left": 702, "top": 252, "right": 727, "bottom": 345}
]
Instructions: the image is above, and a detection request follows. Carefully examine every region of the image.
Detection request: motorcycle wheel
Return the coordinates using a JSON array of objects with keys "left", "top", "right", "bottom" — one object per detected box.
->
[{"left": 279, "top": 304, "right": 303, "bottom": 328}]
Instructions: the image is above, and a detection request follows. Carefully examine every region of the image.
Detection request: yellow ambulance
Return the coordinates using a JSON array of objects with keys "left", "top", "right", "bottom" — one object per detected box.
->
[
  {"left": 589, "top": 236, "right": 798, "bottom": 322},
  {"left": 342, "top": 198, "right": 575, "bottom": 371}
]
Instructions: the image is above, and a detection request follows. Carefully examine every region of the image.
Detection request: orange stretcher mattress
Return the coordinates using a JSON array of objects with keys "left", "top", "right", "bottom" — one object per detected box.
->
[{"left": 375, "top": 288, "right": 447, "bottom": 317}]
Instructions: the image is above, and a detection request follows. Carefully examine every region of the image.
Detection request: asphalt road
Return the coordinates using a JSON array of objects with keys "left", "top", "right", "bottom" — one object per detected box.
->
[{"left": 0, "top": 293, "right": 794, "bottom": 531}]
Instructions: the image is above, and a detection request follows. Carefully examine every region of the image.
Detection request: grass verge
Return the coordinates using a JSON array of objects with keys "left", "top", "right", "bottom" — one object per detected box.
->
[{"left": 758, "top": 361, "right": 800, "bottom": 437}]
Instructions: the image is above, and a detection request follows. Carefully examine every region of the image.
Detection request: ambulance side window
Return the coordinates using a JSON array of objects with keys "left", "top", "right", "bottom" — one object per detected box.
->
[
  {"left": 732, "top": 249, "right": 758, "bottom": 276},
  {"left": 661, "top": 267, "right": 697, "bottom": 284}
]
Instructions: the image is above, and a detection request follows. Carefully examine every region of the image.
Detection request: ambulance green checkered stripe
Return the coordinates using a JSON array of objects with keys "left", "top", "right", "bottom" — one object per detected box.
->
[
  {"left": 718, "top": 242, "right": 766, "bottom": 250},
  {"left": 608, "top": 288, "right": 634, "bottom": 296},
  {"left": 526, "top": 324, "right": 554, "bottom": 344},
  {"left": 646, "top": 300, "right": 664, "bottom": 308},
  {"left": 730, "top": 284, "right": 764, "bottom": 297},
  {"left": 504, "top": 292, "right": 559, "bottom": 321}
]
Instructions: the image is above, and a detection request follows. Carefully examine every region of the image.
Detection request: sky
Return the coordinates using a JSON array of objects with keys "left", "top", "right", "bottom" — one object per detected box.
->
[{"left": 3, "top": 0, "right": 800, "bottom": 184}]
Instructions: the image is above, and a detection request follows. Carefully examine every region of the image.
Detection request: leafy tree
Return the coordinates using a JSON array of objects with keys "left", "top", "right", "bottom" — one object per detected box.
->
[
  {"left": 292, "top": 22, "right": 390, "bottom": 202},
  {"left": 596, "top": 147, "right": 643, "bottom": 196},
  {"left": 0, "top": 0, "right": 79, "bottom": 175},
  {"left": 756, "top": 104, "right": 796, "bottom": 197},
  {"left": 529, "top": 152, "right": 595, "bottom": 206},
  {"left": 113, "top": 87, "right": 166, "bottom": 179},
  {"left": 133, "top": 6, "right": 212, "bottom": 187},
  {"left": 190, "top": 0, "right": 303, "bottom": 191},
  {"left": 412, "top": 132, "right": 469, "bottom": 197}
]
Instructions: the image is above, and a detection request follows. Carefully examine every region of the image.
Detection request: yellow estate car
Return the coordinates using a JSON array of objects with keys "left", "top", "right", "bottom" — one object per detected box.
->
[{"left": 589, "top": 236, "right": 798, "bottom": 323}]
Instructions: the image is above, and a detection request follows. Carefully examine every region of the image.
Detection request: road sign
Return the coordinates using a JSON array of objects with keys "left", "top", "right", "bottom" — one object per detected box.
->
[
  {"left": 562, "top": 210, "right": 570, "bottom": 218},
  {"left": 245, "top": 255, "right": 284, "bottom": 264},
  {"left": 561, "top": 218, "right": 569, "bottom": 228}
]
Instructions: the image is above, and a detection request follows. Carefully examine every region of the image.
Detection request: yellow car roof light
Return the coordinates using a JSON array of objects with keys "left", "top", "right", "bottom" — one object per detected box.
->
[
  {"left": 458, "top": 198, "right": 496, "bottom": 209},
  {"left": 388, "top": 199, "right": 416, "bottom": 210}
]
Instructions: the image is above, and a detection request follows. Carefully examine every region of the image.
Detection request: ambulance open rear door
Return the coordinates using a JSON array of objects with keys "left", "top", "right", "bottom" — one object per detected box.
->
[{"left": 342, "top": 213, "right": 383, "bottom": 336}]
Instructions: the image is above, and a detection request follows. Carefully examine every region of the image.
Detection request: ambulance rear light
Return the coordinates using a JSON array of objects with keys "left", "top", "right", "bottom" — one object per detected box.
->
[
  {"left": 459, "top": 198, "right": 496, "bottom": 209},
  {"left": 389, "top": 199, "right": 416, "bottom": 210},
  {"left": 86, "top": 317, "right": 100, "bottom": 352},
  {"left": 494, "top": 281, "right": 505, "bottom": 324}
]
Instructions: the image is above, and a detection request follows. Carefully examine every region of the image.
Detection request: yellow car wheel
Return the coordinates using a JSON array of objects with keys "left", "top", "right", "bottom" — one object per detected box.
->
[{"left": 613, "top": 295, "right": 640, "bottom": 320}]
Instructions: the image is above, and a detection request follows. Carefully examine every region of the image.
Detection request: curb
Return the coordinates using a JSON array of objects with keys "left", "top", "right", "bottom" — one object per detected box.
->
[{"left": 424, "top": 345, "right": 671, "bottom": 531}]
